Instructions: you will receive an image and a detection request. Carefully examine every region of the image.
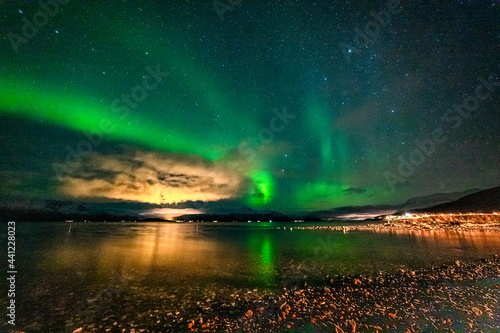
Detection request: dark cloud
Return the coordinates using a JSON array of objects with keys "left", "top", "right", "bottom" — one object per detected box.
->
[{"left": 342, "top": 187, "right": 367, "bottom": 195}]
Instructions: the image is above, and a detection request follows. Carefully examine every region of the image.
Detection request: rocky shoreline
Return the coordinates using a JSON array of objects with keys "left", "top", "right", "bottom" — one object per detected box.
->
[
  {"left": 294, "top": 215, "right": 500, "bottom": 233},
  {"left": 5, "top": 220, "right": 500, "bottom": 333},
  {"left": 183, "top": 256, "right": 500, "bottom": 332},
  {"left": 293, "top": 222, "right": 500, "bottom": 233},
  {"left": 9, "top": 255, "right": 499, "bottom": 333}
]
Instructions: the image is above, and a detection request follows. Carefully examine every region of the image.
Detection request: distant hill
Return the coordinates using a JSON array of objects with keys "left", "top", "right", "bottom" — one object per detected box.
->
[
  {"left": 396, "top": 188, "right": 482, "bottom": 214},
  {"left": 0, "top": 199, "right": 294, "bottom": 222},
  {"left": 413, "top": 186, "right": 500, "bottom": 213},
  {"left": 175, "top": 211, "right": 293, "bottom": 222},
  {"left": 313, "top": 205, "right": 398, "bottom": 221},
  {"left": 0, "top": 199, "right": 153, "bottom": 222},
  {"left": 0, "top": 205, "right": 142, "bottom": 222},
  {"left": 3, "top": 186, "right": 498, "bottom": 222}
]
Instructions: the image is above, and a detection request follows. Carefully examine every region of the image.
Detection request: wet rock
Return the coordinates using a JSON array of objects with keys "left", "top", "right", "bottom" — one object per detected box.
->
[{"left": 346, "top": 319, "right": 356, "bottom": 332}]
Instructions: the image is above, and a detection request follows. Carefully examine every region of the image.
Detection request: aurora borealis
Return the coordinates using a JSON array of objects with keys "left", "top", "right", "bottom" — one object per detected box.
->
[{"left": 1, "top": 1, "right": 499, "bottom": 213}]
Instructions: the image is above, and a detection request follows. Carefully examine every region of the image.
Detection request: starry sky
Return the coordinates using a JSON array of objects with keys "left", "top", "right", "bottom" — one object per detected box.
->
[{"left": 1, "top": 0, "right": 499, "bottom": 213}]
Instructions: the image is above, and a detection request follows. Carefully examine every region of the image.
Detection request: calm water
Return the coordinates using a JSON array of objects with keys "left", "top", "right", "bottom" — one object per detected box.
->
[
  {"left": 2, "top": 221, "right": 500, "bottom": 328},
  {"left": 4, "top": 221, "right": 500, "bottom": 287}
]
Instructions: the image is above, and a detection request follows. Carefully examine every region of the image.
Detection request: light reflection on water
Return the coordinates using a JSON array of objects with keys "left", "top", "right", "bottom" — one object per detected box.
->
[{"left": 11, "top": 222, "right": 500, "bottom": 288}]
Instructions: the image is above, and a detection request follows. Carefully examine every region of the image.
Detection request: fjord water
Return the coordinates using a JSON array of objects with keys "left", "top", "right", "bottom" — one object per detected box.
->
[
  {"left": 3, "top": 221, "right": 500, "bottom": 328},
  {"left": 8, "top": 222, "right": 500, "bottom": 288}
]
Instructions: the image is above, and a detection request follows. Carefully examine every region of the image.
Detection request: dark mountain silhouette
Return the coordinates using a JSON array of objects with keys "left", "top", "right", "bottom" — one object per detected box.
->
[
  {"left": 0, "top": 199, "right": 152, "bottom": 222},
  {"left": 412, "top": 186, "right": 500, "bottom": 213},
  {"left": 175, "top": 211, "right": 293, "bottom": 222},
  {"left": 396, "top": 188, "right": 483, "bottom": 214},
  {"left": 2, "top": 186, "right": 498, "bottom": 222},
  {"left": 0, "top": 199, "right": 294, "bottom": 222}
]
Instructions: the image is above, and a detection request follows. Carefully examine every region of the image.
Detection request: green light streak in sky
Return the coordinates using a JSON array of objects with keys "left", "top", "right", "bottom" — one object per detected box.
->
[
  {"left": 334, "top": 132, "right": 349, "bottom": 181},
  {"left": 305, "top": 94, "right": 352, "bottom": 181},
  {"left": 247, "top": 171, "right": 274, "bottom": 207},
  {"left": 0, "top": 78, "right": 222, "bottom": 160},
  {"left": 306, "top": 95, "right": 332, "bottom": 173},
  {"left": 296, "top": 93, "right": 355, "bottom": 208},
  {"left": 0, "top": 4, "right": 287, "bottom": 206},
  {"left": 1, "top": 6, "right": 264, "bottom": 161},
  {"left": 295, "top": 181, "right": 344, "bottom": 209},
  {"left": 88, "top": 12, "right": 261, "bottom": 139},
  {"left": 293, "top": 181, "right": 375, "bottom": 210},
  {"left": 0, "top": 77, "right": 275, "bottom": 203}
]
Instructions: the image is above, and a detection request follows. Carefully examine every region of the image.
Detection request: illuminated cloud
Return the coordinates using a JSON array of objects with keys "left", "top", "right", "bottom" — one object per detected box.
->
[
  {"left": 58, "top": 148, "right": 247, "bottom": 204},
  {"left": 141, "top": 208, "right": 205, "bottom": 220}
]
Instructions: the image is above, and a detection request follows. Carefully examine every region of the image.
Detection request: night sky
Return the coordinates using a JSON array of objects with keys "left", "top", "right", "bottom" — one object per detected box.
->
[{"left": 1, "top": 1, "right": 499, "bottom": 213}]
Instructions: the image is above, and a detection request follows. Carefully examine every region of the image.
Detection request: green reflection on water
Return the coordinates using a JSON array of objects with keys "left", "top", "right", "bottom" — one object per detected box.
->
[{"left": 248, "top": 231, "right": 275, "bottom": 286}]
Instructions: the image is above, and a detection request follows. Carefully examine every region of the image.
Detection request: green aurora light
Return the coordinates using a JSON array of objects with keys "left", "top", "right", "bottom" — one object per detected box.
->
[{"left": 2, "top": 1, "right": 498, "bottom": 211}]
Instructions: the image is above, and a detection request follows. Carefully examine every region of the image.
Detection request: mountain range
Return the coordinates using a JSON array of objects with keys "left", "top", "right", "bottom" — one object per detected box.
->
[
  {"left": 409, "top": 186, "right": 500, "bottom": 214},
  {"left": 1, "top": 186, "right": 498, "bottom": 222}
]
